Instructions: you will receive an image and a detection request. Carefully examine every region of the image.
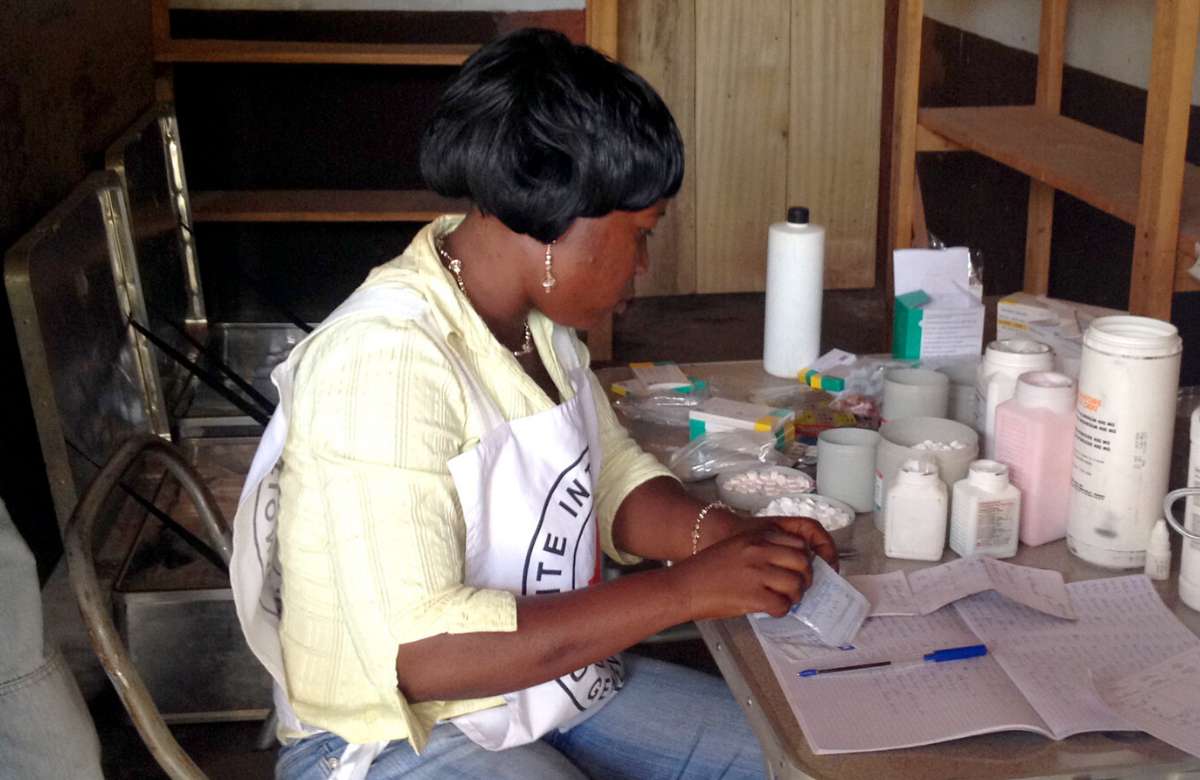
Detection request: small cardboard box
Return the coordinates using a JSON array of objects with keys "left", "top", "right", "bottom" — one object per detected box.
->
[
  {"left": 995, "top": 293, "right": 1124, "bottom": 377},
  {"left": 996, "top": 293, "right": 1124, "bottom": 341},
  {"left": 689, "top": 398, "right": 795, "bottom": 450},
  {"left": 892, "top": 289, "right": 985, "bottom": 361},
  {"left": 892, "top": 247, "right": 985, "bottom": 361}
]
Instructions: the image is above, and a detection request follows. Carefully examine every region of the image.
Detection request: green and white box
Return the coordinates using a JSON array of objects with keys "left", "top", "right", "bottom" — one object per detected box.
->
[{"left": 689, "top": 397, "right": 795, "bottom": 450}]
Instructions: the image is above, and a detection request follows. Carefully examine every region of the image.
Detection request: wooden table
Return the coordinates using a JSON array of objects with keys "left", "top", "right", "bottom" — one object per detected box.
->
[{"left": 597, "top": 360, "right": 1200, "bottom": 780}]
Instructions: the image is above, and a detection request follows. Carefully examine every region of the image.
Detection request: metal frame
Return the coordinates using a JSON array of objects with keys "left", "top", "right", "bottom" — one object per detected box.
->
[{"left": 64, "top": 433, "right": 230, "bottom": 780}]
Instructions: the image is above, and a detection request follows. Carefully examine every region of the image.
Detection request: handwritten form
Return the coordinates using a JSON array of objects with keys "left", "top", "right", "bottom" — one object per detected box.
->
[
  {"left": 848, "top": 556, "right": 1075, "bottom": 618},
  {"left": 1095, "top": 646, "right": 1200, "bottom": 758},
  {"left": 956, "top": 576, "right": 1199, "bottom": 737},
  {"left": 753, "top": 574, "right": 1200, "bottom": 754}
]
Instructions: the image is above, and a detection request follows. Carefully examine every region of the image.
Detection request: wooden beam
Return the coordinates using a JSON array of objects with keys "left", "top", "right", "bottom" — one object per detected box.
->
[
  {"left": 1024, "top": 0, "right": 1069, "bottom": 296},
  {"left": 151, "top": 0, "right": 171, "bottom": 53},
  {"left": 190, "top": 190, "right": 469, "bottom": 223},
  {"left": 887, "top": 0, "right": 923, "bottom": 268},
  {"left": 156, "top": 39, "right": 476, "bottom": 66},
  {"left": 1130, "top": 0, "right": 1200, "bottom": 320},
  {"left": 587, "top": 0, "right": 620, "bottom": 58},
  {"left": 915, "top": 124, "right": 964, "bottom": 152}
]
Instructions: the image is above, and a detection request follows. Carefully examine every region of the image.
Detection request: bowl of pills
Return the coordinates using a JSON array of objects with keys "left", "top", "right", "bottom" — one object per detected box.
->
[
  {"left": 715, "top": 465, "right": 815, "bottom": 513},
  {"left": 753, "top": 493, "right": 856, "bottom": 549}
]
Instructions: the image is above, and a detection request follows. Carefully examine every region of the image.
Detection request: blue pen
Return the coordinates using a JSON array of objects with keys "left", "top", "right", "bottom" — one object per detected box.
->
[{"left": 798, "top": 644, "right": 987, "bottom": 677}]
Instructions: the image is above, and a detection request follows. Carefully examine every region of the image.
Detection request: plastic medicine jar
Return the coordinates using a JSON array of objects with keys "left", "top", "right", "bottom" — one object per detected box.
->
[
  {"left": 976, "top": 339, "right": 1054, "bottom": 460},
  {"left": 949, "top": 460, "right": 1022, "bottom": 559},
  {"left": 993, "top": 371, "right": 1076, "bottom": 547},
  {"left": 884, "top": 458, "right": 948, "bottom": 561}
]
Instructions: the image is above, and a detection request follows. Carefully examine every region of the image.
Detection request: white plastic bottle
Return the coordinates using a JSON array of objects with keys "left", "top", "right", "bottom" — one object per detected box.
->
[
  {"left": 1067, "top": 316, "right": 1182, "bottom": 569},
  {"left": 1177, "top": 407, "right": 1200, "bottom": 609},
  {"left": 763, "top": 206, "right": 824, "bottom": 378},
  {"left": 949, "top": 460, "right": 1021, "bottom": 558},
  {"left": 976, "top": 339, "right": 1054, "bottom": 459},
  {"left": 1144, "top": 518, "right": 1171, "bottom": 581},
  {"left": 993, "top": 371, "right": 1075, "bottom": 547},
  {"left": 884, "top": 458, "right": 948, "bottom": 561}
]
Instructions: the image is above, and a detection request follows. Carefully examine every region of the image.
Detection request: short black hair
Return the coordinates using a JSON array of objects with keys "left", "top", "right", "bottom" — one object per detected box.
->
[{"left": 419, "top": 28, "right": 684, "bottom": 244}]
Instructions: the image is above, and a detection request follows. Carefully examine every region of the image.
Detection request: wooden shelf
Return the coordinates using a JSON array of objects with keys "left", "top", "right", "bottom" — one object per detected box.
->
[
  {"left": 918, "top": 105, "right": 1200, "bottom": 261},
  {"left": 190, "top": 189, "right": 470, "bottom": 222},
  {"left": 155, "top": 39, "right": 477, "bottom": 66}
]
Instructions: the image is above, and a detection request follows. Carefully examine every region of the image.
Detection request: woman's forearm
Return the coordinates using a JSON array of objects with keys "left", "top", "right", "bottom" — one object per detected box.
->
[
  {"left": 393, "top": 566, "right": 685, "bottom": 702},
  {"left": 394, "top": 519, "right": 817, "bottom": 703}
]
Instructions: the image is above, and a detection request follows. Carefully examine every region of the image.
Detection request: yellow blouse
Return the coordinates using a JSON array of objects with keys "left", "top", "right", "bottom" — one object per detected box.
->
[{"left": 276, "top": 216, "right": 672, "bottom": 750}]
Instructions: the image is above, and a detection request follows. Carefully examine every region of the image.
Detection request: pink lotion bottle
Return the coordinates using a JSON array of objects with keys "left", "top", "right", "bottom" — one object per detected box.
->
[{"left": 993, "top": 371, "right": 1076, "bottom": 547}]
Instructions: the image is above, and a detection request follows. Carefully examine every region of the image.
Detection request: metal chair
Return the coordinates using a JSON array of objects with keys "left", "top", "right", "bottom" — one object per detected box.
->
[{"left": 64, "top": 433, "right": 232, "bottom": 780}]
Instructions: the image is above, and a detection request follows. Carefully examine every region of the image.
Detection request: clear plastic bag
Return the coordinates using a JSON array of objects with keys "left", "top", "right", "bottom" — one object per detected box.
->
[
  {"left": 666, "top": 430, "right": 789, "bottom": 482},
  {"left": 613, "top": 392, "right": 702, "bottom": 427},
  {"left": 753, "top": 556, "right": 869, "bottom": 650}
]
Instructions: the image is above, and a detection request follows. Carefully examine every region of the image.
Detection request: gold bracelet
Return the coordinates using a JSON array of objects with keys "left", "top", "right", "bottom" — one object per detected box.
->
[{"left": 692, "top": 501, "right": 731, "bottom": 556}]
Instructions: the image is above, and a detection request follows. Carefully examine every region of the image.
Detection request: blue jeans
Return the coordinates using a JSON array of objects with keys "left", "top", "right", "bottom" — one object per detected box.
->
[
  {"left": 277, "top": 655, "right": 765, "bottom": 780},
  {"left": 0, "top": 499, "right": 104, "bottom": 780}
]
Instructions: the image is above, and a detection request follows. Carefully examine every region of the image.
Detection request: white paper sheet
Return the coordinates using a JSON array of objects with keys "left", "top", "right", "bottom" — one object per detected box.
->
[
  {"left": 909, "top": 556, "right": 1075, "bottom": 618},
  {"left": 848, "top": 557, "right": 1074, "bottom": 619},
  {"left": 1094, "top": 646, "right": 1200, "bottom": 760},
  {"left": 955, "top": 576, "right": 1200, "bottom": 738},
  {"left": 846, "top": 571, "right": 920, "bottom": 616},
  {"left": 753, "top": 573, "right": 1200, "bottom": 754},
  {"left": 755, "top": 556, "right": 869, "bottom": 650},
  {"left": 893, "top": 247, "right": 971, "bottom": 296},
  {"left": 755, "top": 607, "right": 1052, "bottom": 753}
]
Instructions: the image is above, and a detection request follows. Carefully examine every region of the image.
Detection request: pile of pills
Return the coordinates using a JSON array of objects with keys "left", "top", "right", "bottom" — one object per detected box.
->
[
  {"left": 911, "top": 439, "right": 970, "bottom": 452},
  {"left": 756, "top": 495, "right": 853, "bottom": 531},
  {"left": 722, "top": 469, "right": 814, "bottom": 497}
]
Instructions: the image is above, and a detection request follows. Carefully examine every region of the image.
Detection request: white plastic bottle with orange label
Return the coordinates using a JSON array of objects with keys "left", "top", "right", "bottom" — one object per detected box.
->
[{"left": 1066, "top": 316, "right": 1182, "bottom": 569}]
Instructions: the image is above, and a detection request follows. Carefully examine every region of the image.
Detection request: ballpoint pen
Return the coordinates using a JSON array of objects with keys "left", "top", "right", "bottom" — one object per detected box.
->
[{"left": 798, "top": 643, "right": 988, "bottom": 677}]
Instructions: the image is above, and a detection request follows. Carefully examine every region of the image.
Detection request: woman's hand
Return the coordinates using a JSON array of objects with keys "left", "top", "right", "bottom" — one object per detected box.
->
[{"left": 669, "top": 519, "right": 833, "bottom": 621}]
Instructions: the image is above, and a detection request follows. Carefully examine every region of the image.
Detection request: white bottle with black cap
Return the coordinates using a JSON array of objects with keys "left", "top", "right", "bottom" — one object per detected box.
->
[{"left": 763, "top": 206, "right": 825, "bottom": 378}]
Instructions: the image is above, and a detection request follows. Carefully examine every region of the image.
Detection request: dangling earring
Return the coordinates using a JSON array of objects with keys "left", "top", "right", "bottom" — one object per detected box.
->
[{"left": 541, "top": 241, "right": 556, "bottom": 293}]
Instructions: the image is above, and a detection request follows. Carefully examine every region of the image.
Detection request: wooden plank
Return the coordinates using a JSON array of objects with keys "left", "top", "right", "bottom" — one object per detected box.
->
[
  {"left": 1035, "top": 0, "right": 1069, "bottom": 111},
  {"left": 918, "top": 105, "right": 1200, "bottom": 257},
  {"left": 619, "top": 0, "right": 697, "bottom": 297},
  {"left": 789, "top": 0, "right": 884, "bottom": 290},
  {"left": 915, "top": 124, "right": 965, "bottom": 152},
  {"left": 695, "top": 0, "right": 791, "bottom": 293},
  {"left": 1130, "top": 0, "right": 1200, "bottom": 320},
  {"left": 1025, "top": 181, "right": 1055, "bottom": 295},
  {"left": 886, "top": 0, "right": 924, "bottom": 268},
  {"left": 190, "top": 190, "right": 469, "bottom": 222},
  {"left": 151, "top": 0, "right": 171, "bottom": 53},
  {"left": 587, "top": 0, "right": 621, "bottom": 58},
  {"left": 156, "top": 39, "right": 477, "bottom": 66},
  {"left": 1024, "top": 0, "right": 1069, "bottom": 296}
]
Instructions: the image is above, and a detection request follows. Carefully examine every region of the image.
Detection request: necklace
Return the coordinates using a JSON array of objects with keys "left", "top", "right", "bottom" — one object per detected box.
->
[{"left": 436, "top": 233, "right": 534, "bottom": 357}]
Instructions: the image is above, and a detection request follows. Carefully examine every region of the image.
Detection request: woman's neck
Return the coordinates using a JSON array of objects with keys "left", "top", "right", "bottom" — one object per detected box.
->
[{"left": 440, "top": 210, "right": 536, "bottom": 352}]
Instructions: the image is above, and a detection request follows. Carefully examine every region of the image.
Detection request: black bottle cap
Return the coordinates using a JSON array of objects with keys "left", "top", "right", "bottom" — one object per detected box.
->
[{"left": 787, "top": 206, "right": 809, "bottom": 225}]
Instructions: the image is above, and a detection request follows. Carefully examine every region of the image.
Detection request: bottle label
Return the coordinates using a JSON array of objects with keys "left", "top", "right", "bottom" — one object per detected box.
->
[{"left": 975, "top": 500, "right": 1018, "bottom": 548}]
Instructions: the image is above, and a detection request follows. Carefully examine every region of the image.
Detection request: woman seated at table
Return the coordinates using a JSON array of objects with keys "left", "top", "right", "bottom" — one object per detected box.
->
[{"left": 268, "top": 28, "right": 837, "bottom": 780}]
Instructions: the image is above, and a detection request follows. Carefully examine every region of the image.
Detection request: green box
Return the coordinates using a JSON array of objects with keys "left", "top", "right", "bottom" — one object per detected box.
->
[{"left": 892, "top": 290, "right": 930, "bottom": 361}]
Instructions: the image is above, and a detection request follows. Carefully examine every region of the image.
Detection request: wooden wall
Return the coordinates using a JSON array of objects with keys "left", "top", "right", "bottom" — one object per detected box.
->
[
  {"left": 0, "top": 0, "right": 155, "bottom": 576},
  {"left": 619, "top": 0, "right": 885, "bottom": 296}
]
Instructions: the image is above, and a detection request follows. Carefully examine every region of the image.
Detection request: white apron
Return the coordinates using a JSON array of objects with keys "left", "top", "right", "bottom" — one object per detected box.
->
[{"left": 230, "top": 285, "right": 624, "bottom": 779}]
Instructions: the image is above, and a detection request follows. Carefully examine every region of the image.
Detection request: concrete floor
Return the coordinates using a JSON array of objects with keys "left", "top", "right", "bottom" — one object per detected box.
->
[{"left": 50, "top": 288, "right": 890, "bottom": 779}]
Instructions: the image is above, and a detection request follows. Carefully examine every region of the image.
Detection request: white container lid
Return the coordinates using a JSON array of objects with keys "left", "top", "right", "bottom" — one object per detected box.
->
[
  {"left": 985, "top": 338, "right": 1054, "bottom": 370},
  {"left": 967, "top": 459, "right": 1010, "bottom": 491},
  {"left": 897, "top": 457, "right": 939, "bottom": 485},
  {"left": 1013, "top": 371, "right": 1075, "bottom": 412},
  {"left": 1083, "top": 315, "right": 1181, "bottom": 359}
]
